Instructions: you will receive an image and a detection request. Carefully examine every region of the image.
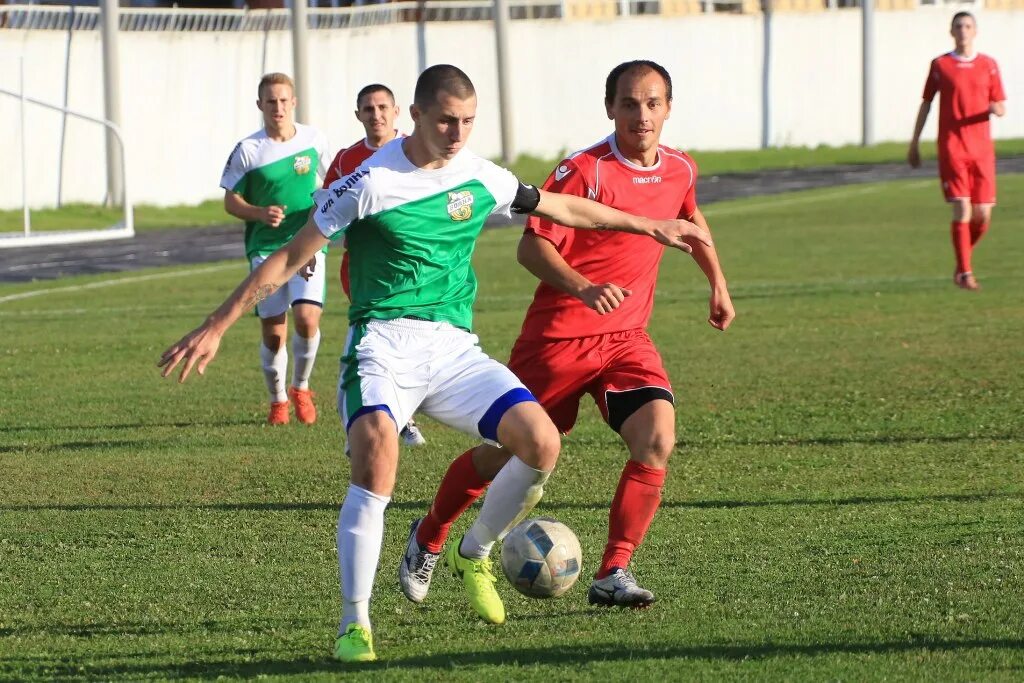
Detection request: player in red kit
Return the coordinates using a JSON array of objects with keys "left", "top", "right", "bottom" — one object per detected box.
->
[
  {"left": 324, "top": 84, "right": 424, "bottom": 446},
  {"left": 323, "top": 83, "right": 403, "bottom": 187},
  {"left": 323, "top": 83, "right": 403, "bottom": 299},
  {"left": 908, "top": 12, "right": 1006, "bottom": 291},
  {"left": 399, "top": 60, "right": 734, "bottom": 612}
]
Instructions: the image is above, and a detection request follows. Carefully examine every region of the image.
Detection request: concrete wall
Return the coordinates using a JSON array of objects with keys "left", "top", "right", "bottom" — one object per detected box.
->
[{"left": 0, "top": 7, "right": 1020, "bottom": 209}]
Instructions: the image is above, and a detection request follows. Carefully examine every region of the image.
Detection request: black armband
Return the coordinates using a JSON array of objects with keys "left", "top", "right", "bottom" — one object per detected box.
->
[{"left": 510, "top": 182, "right": 541, "bottom": 214}]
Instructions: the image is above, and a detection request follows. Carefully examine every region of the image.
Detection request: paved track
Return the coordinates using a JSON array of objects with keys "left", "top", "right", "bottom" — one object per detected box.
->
[{"left": 2, "top": 157, "right": 1022, "bottom": 284}]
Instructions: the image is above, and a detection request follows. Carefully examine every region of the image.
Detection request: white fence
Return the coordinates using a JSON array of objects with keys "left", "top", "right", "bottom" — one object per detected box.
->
[
  {"left": 0, "top": 69, "right": 134, "bottom": 247},
  {"left": 0, "top": 1, "right": 751, "bottom": 31},
  {"left": 0, "top": 4, "right": 1019, "bottom": 209}
]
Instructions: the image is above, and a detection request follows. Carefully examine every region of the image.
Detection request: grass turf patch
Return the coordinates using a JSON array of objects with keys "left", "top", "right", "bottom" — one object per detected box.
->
[
  {"left": 506, "top": 138, "right": 1024, "bottom": 186},
  {"left": 0, "top": 200, "right": 228, "bottom": 235},
  {"left": 1, "top": 175, "right": 1022, "bottom": 681},
  {"left": 3, "top": 139, "right": 1022, "bottom": 234}
]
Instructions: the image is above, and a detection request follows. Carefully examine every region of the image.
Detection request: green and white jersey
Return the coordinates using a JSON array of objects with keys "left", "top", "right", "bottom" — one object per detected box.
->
[
  {"left": 312, "top": 139, "right": 522, "bottom": 331},
  {"left": 220, "top": 123, "right": 329, "bottom": 259}
]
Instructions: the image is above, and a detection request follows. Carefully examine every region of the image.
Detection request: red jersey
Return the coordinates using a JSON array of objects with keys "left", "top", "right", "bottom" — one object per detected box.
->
[
  {"left": 922, "top": 52, "right": 1005, "bottom": 161},
  {"left": 519, "top": 135, "right": 698, "bottom": 341},
  {"left": 322, "top": 131, "right": 401, "bottom": 188},
  {"left": 324, "top": 133, "right": 402, "bottom": 300}
]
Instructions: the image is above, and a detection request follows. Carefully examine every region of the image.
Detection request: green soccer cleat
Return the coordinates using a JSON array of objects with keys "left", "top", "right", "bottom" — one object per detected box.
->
[
  {"left": 446, "top": 538, "right": 506, "bottom": 625},
  {"left": 333, "top": 623, "right": 376, "bottom": 663}
]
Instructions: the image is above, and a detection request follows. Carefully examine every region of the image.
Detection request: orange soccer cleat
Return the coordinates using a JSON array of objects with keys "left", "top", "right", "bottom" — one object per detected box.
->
[
  {"left": 288, "top": 387, "right": 317, "bottom": 425},
  {"left": 268, "top": 400, "right": 290, "bottom": 426}
]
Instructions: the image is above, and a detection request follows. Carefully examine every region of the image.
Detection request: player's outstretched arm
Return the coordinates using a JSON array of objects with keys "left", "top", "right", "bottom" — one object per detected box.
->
[
  {"left": 532, "top": 189, "right": 711, "bottom": 253},
  {"left": 158, "top": 218, "right": 329, "bottom": 382},
  {"left": 687, "top": 208, "right": 735, "bottom": 332}
]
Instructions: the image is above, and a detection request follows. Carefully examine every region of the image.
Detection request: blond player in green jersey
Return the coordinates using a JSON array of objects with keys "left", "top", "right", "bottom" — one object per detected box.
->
[
  {"left": 221, "top": 73, "right": 329, "bottom": 426},
  {"left": 161, "top": 65, "right": 711, "bottom": 664}
]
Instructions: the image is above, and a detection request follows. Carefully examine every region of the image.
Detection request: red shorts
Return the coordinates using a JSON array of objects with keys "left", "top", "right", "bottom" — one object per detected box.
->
[
  {"left": 939, "top": 153, "right": 997, "bottom": 205},
  {"left": 508, "top": 329, "right": 673, "bottom": 434}
]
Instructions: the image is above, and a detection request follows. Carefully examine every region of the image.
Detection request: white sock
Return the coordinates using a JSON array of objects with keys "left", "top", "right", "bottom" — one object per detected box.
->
[
  {"left": 259, "top": 343, "right": 288, "bottom": 403},
  {"left": 337, "top": 484, "right": 390, "bottom": 633},
  {"left": 291, "top": 329, "right": 320, "bottom": 390},
  {"left": 460, "top": 457, "right": 549, "bottom": 559}
]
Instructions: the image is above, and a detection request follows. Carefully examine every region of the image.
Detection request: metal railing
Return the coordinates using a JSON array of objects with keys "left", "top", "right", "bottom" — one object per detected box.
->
[
  {"left": 0, "top": 59, "right": 133, "bottom": 249},
  {"left": 0, "top": 0, "right": 771, "bottom": 31}
]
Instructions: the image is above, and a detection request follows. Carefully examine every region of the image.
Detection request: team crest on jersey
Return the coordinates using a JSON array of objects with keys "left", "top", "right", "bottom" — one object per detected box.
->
[
  {"left": 446, "top": 191, "right": 474, "bottom": 221},
  {"left": 293, "top": 155, "right": 312, "bottom": 175}
]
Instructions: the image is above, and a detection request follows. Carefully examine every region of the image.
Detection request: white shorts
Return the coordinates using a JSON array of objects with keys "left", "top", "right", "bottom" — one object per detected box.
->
[
  {"left": 250, "top": 251, "right": 327, "bottom": 319},
  {"left": 338, "top": 317, "right": 536, "bottom": 442}
]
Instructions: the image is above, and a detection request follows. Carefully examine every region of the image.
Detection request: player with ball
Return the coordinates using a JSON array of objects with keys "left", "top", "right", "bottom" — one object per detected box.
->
[
  {"left": 401, "top": 60, "right": 734, "bottom": 614},
  {"left": 162, "top": 64, "right": 711, "bottom": 663}
]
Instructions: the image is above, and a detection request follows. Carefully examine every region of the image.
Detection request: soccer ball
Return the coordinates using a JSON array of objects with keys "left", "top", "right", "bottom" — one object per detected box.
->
[{"left": 500, "top": 517, "right": 582, "bottom": 599}]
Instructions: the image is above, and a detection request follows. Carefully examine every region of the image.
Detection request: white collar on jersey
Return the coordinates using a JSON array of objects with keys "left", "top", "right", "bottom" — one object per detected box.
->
[
  {"left": 948, "top": 50, "right": 979, "bottom": 63},
  {"left": 607, "top": 134, "right": 662, "bottom": 172},
  {"left": 364, "top": 130, "right": 403, "bottom": 151}
]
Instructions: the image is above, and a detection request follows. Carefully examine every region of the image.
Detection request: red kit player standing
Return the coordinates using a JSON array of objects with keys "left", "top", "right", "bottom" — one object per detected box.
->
[
  {"left": 324, "top": 84, "right": 425, "bottom": 446},
  {"left": 908, "top": 12, "right": 1007, "bottom": 291},
  {"left": 323, "top": 83, "right": 403, "bottom": 299},
  {"left": 399, "top": 60, "right": 735, "bottom": 613},
  {"left": 323, "top": 83, "right": 403, "bottom": 189}
]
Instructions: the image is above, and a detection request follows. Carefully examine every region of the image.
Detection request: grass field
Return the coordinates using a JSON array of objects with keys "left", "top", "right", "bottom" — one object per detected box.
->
[
  {"left": 1, "top": 175, "right": 1023, "bottom": 681},
  {"left": 4, "top": 138, "right": 1024, "bottom": 234}
]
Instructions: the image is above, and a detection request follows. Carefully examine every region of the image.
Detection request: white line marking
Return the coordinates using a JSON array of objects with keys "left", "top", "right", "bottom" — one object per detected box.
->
[
  {"left": 0, "top": 179, "right": 943, "bottom": 306},
  {"left": 0, "top": 263, "right": 239, "bottom": 305}
]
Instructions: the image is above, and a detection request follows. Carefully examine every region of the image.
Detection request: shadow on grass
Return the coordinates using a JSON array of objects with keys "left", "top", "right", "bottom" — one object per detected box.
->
[
  {"left": 0, "top": 419, "right": 267, "bottom": 434},
  {"left": 0, "top": 500, "right": 445, "bottom": 512},
  {"left": 1, "top": 491, "right": 1020, "bottom": 514},
  {"left": 710, "top": 433, "right": 1024, "bottom": 448},
  {"left": 655, "top": 491, "right": 1024, "bottom": 510},
  {"left": 5, "top": 637, "right": 1023, "bottom": 680},
  {"left": 0, "top": 622, "right": 198, "bottom": 639},
  {"left": 0, "top": 617, "right": 317, "bottom": 639},
  {"left": 0, "top": 440, "right": 160, "bottom": 454}
]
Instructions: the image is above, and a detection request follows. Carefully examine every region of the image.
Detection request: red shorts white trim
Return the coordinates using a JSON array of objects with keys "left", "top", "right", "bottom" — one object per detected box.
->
[
  {"left": 508, "top": 329, "right": 672, "bottom": 434},
  {"left": 939, "top": 154, "right": 997, "bottom": 205}
]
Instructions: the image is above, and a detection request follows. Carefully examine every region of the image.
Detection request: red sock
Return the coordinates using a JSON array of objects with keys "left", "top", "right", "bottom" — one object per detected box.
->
[
  {"left": 969, "top": 221, "right": 989, "bottom": 247},
  {"left": 597, "top": 461, "right": 667, "bottom": 578},
  {"left": 416, "top": 449, "right": 490, "bottom": 553},
  {"left": 951, "top": 221, "right": 972, "bottom": 274}
]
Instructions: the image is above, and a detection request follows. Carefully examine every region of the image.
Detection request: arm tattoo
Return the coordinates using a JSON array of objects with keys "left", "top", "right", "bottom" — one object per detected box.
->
[{"left": 244, "top": 283, "right": 279, "bottom": 310}]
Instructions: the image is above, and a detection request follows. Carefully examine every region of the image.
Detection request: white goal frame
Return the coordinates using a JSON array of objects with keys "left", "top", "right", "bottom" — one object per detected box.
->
[{"left": 0, "top": 60, "right": 134, "bottom": 250}]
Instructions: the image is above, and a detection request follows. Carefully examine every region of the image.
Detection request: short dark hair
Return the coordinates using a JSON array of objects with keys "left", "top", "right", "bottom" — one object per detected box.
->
[
  {"left": 604, "top": 60, "right": 673, "bottom": 106},
  {"left": 951, "top": 11, "right": 975, "bottom": 27},
  {"left": 414, "top": 64, "right": 476, "bottom": 109},
  {"left": 356, "top": 83, "right": 395, "bottom": 109}
]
